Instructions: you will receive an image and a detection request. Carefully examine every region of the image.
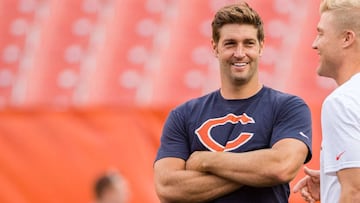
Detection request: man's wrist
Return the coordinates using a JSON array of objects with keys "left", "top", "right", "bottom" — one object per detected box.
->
[{"left": 200, "top": 151, "right": 216, "bottom": 172}]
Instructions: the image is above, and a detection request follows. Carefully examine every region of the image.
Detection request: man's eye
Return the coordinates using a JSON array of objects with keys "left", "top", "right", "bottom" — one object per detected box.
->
[{"left": 224, "top": 42, "right": 235, "bottom": 46}]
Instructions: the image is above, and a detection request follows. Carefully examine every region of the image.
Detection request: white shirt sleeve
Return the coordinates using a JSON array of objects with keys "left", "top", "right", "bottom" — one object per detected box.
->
[{"left": 321, "top": 93, "right": 360, "bottom": 176}]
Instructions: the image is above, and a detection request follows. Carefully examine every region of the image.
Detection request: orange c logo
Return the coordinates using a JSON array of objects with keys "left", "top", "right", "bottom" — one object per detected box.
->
[{"left": 195, "top": 113, "right": 255, "bottom": 152}]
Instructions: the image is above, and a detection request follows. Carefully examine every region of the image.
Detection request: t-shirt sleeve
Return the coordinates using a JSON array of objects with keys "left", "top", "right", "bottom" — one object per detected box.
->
[
  {"left": 270, "top": 96, "right": 312, "bottom": 163},
  {"left": 155, "top": 109, "right": 190, "bottom": 162},
  {"left": 322, "top": 95, "right": 360, "bottom": 175}
]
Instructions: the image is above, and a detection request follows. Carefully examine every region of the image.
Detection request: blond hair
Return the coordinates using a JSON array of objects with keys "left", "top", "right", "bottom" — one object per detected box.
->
[
  {"left": 320, "top": 0, "right": 360, "bottom": 12},
  {"left": 320, "top": 0, "right": 360, "bottom": 35}
]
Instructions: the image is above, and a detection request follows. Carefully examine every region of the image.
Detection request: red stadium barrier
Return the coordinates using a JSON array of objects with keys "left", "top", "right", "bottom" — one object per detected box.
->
[{"left": 0, "top": 107, "right": 168, "bottom": 203}]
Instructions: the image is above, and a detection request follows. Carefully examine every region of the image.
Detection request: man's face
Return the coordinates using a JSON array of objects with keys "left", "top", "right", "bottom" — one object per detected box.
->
[
  {"left": 212, "top": 23, "right": 263, "bottom": 86},
  {"left": 312, "top": 11, "right": 343, "bottom": 79}
]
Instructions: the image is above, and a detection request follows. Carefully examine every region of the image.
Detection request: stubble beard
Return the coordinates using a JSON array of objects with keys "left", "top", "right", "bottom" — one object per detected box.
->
[
  {"left": 231, "top": 65, "right": 257, "bottom": 87},
  {"left": 231, "top": 75, "right": 251, "bottom": 86}
]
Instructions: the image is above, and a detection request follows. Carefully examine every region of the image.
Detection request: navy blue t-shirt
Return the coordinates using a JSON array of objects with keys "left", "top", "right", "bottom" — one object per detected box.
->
[{"left": 156, "top": 86, "right": 312, "bottom": 203}]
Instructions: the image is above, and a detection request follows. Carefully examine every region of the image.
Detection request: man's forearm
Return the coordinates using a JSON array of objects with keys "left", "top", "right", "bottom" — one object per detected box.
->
[
  {"left": 202, "top": 150, "right": 286, "bottom": 187},
  {"left": 156, "top": 170, "right": 241, "bottom": 203},
  {"left": 339, "top": 191, "right": 360, "bottom": 203},
  {"left": 186, "top": 139, "right": 308, "bottom": 187},
  {"left": 338, "top": 168, "right": 360, "bottom": 203}
]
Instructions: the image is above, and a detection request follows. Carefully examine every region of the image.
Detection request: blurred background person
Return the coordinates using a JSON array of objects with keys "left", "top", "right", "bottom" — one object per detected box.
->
[{"left": 93, "top": 171, "right": 130, "bottom": 203}]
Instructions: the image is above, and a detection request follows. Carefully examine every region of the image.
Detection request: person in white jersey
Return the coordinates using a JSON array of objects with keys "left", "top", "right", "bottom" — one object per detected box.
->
[{"left": 293, "top": 0, "right": 360, "bottom": 202}]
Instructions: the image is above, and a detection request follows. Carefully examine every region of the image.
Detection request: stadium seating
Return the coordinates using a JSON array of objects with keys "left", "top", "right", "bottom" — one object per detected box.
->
[
  {"left": 75, "top": 0, "right": 171, "bottom": 107},
  {"left": 12, "top": 0, "right": 101, "bottom": 107},
  {"left": 0, "top": 0, "right": 40, "bottom": 108}
]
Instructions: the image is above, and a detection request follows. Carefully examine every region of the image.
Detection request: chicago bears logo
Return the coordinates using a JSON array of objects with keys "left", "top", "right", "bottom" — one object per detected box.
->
[{"left": 195, "top": 113, "right": 255, "bottom": 152}]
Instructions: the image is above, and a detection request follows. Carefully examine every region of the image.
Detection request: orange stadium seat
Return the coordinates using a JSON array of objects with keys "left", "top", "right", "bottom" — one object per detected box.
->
[
  {"left": 0, "top": 0, "right": 39, "bottom": 108},
  {"left": 148, "top": 0, "right": 220, "bottom": 107},
  {"left": 75, "top": 0, "right": 170, "bottom": 107},
  {"left": 14, "top": 0, "right": 101, "bottom": 107}
]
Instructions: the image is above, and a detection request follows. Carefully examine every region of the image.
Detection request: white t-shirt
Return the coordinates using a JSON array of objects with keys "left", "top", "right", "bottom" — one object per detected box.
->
[{"left": 320, "top": 73, "right": 360, "bottom": 202}]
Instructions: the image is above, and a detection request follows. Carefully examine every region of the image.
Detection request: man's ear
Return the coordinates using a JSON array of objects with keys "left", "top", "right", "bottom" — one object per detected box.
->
[
  {"left": 342, "top": 30, "right": 356, "bottom": 48},
  {"left": 211, "top": 40, "right": 219, "bottom": 57},
  {"left": 259, "top": 41, "right": 265, "bottom": 56}
]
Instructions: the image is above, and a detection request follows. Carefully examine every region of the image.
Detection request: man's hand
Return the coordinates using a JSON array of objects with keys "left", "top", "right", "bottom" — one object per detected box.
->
[
  {"left": 293, "top": 166, "right": 320, "bottom": 203},
  {"left": 186, "top": 151, "right": 213, "bottom": 172}
]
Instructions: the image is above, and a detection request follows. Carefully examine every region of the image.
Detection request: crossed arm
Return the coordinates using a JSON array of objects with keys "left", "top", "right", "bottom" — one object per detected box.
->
[
  {"left": 154, "top": 138, "right": 309, "bottom": 202},
  {"left": 154, "top": 158, "right": 241, "bottom": 203}
]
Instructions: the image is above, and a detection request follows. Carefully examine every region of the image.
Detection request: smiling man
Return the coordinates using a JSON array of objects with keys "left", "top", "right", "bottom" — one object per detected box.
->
[
  {"left": 293, "top": 0, "right": 360, "bottom": 202},
  {"left": 154, "top": 2, "right": 312, "bottom": 203}
]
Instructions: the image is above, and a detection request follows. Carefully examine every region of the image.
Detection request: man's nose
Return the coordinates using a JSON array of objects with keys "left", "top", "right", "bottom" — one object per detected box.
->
[
  {"left": 234, "top": 46, "right": 245, "bottom": 57},
  {"left": 312, "top": 38, "right": 318, "bottom": 50}
]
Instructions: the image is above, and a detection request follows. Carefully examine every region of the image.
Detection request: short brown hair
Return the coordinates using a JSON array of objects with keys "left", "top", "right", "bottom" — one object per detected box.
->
[{"left": 211, "top": 2, "right": 264, "bottom": 44}]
